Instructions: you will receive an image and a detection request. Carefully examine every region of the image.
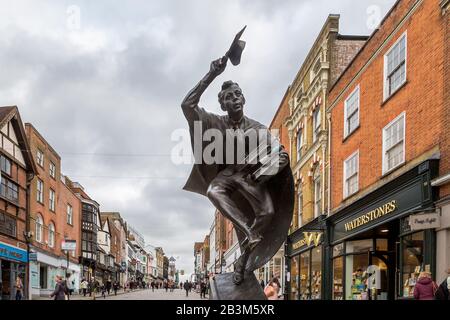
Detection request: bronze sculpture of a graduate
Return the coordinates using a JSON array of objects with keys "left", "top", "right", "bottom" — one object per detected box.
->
[{"left": 181, "top": 28, "right": 294, "bottom": 287}]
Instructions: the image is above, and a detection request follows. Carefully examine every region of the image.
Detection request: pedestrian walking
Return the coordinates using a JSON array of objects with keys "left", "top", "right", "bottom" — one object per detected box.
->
[
  {"left": 151, "top": 281, "right": 155, "bottom": 292},
  {"left": 184, "top": 280, "right": 190, "bottom": 297},
  {"left": 260, "top": 279, "right": 265, "bottom": 288},
  {"left": 113, "top": 281, "right": 119, "bottom": 296},
  {"left": 200, "top": 281, "right": 207, "bottom": 299},
  {"left": 81, "top": 279, "right": 88, "bottom": 296},
  {"left": 106, "top": 279, "right": 112, "bottom": 295},
  {"left": 101, "top": 284, "right": 107, "bottom": 299},
  {"left": 14, "top": 276, "right": 23, "bottom": 300},
  {"left": 50, "top": 275, "right": 68, "bottom": 300},
  {"left": 264, "top": 277, "right": 281, "bottom": 300},
  {"left": 414, "top": 271, "right": 438, "bottom": 300},
  {"left": 435, "top": 267, "right": 450, "bottom": 300}
]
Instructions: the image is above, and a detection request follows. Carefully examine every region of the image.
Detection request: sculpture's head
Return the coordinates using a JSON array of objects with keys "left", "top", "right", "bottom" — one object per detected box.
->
[{"left": 218, "top": 80, "right": 245, "bottom": 120}]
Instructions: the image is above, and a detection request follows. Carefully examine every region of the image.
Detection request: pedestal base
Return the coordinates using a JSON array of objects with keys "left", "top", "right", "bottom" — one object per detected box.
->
[{"left": 209, "top": 272, "right": 267, "bottom": 300}]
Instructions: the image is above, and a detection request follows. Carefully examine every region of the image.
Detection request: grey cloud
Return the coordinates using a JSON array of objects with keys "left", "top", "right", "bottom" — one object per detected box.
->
[{"left": 0, "top": 0, "right": 395, "bottom": 274}]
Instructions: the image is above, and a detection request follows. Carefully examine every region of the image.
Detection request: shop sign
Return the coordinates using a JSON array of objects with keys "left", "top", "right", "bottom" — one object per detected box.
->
[
  {"left": 343, "top": 200, "right": 397, "bottom": 232},
  {"left": 0, "top": 242, "right": 27, "bottom": 263},
  {"left": 29, "top": 252, "right": 38, "bottom": 261},
  {"left": 292, "top": 232, "right": 322, "bottom": 250},
  {"left": 333, "top": 177, "right": 425, "bottom": 243},
  {"left": 61, "top": 240, "right": 77, "bottom": 251},
  {"left": 409, "top": 212, "right": 440, "bottom": 231}
]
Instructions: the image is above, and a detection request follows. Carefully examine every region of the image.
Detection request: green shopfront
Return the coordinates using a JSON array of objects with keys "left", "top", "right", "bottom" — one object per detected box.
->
[
  {"left": 326, "top": 160, "right": 439, "bottom": 300},
  {"left": 286, "top": 216, "right": 326, "bottom": 300}
]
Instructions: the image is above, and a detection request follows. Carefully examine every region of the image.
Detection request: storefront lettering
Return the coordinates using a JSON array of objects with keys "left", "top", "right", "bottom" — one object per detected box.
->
[
  {"left": 344, "top": 200, "right": 397, "bottom": 232},
  {"left": 292, "top": 232, "right": 322, "bottom": 250}
]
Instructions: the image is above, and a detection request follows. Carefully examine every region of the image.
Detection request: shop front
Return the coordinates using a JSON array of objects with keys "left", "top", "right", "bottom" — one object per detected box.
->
[
  {"left": 286, "top": 216, "right": 326, "bottom": 300},
  {"left": 0, "top": 241, "right": 28, "bottom": 300},
  {"left": 327, "top": 160, "right": 438, "bottom": 300}
]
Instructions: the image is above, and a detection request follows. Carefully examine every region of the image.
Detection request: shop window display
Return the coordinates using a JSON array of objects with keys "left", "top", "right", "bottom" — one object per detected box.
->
[
  {"left": 333, "top": 256, "right": 344, "bottom": 300},
  {"left": 311, "top": 248, "right": 322, "bottom": 299},
  {"left": 289, "top": 256, "right": 299, "bottom": 300},
  {"left": 299, "top": 251, "right": 310, "bottom": 300},
  {"left": 346, "top": 254, "right": 369, "bottom": 300},
  {"left": 401, "top": 232, "right": 424, "bottom": 298}
]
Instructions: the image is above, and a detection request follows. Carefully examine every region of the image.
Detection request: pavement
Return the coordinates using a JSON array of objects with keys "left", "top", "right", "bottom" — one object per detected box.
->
[{"left": 35, "top": 288, "right": 205, "bottom": 300}]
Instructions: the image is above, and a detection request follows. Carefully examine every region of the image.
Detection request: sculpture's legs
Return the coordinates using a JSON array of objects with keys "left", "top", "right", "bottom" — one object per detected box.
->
[{"left": 207, "top": 175, "right": 253, "bottom": 241}]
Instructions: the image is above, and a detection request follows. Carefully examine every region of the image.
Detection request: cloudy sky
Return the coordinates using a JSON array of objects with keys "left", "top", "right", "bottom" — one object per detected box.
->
[{"left": 0, "top": 0, "right": 395, "bottom": 275}]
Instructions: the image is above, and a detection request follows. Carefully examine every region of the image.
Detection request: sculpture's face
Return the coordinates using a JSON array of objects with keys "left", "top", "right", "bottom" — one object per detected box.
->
[{"left": 221, "top": 84, "right": 245, "bottom": 118}]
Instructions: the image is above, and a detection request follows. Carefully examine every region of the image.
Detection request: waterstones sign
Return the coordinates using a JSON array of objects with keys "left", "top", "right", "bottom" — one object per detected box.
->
[
  {"left": 332, "top": 177, "right": 426, "bottom": 243},
  {"left": 344, "top": 200, "right": 397, "bottom": 232}
]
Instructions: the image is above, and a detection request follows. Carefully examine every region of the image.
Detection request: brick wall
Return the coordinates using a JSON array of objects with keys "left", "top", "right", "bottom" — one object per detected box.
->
[{"left": 329, "top": 0, "right": 447, "bottom": 210}]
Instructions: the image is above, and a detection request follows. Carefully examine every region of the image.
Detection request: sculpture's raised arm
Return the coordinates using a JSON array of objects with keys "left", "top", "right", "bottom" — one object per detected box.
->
[{"left": 181, "top": 56, "right": 227, "bottom": 120}]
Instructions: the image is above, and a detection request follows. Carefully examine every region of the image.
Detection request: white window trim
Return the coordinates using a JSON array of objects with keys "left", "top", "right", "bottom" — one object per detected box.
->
[
  {"left": 36, "top": 150, "right": 44, "bottom": 167},
  {"left": 382, "top": 112, "right": 406, "bottom": 175},
  {"left": 49, "top": 162, "right": 56, "bottom": 179},
  {"left": 343, "top": 150, "right": 360, "bottom": 199},
  {"left": 313, "top": 108, "right": 321, "bottom": 143},
  {"left": 383, "top": 31, "right": 407, "bottom": 101},
  {"left": 48, "top": 223, "right": 55, "bottom": 248},
  {"left": 37, "top": 179, "right": 44, "bottom": 203},
  {"left": 313, "top": 169, "right": 321, "bottom": 218},
  {"left": 67, "top": 204, "right": 73, "bottom": 225},
  {"left": 49, "top": 189, "right": 55, "bottom": 211},
  {"left": 36, "top": 215, "right": 43, "bottom": 243},
  {"left": 343, "top": 85, "right": 360, "bottom": 138},
  {"left": 296, "top": 128, "right": 303, "bottom": 161}
]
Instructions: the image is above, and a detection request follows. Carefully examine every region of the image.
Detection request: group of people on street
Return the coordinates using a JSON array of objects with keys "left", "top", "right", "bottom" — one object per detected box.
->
[
  {"left": 413, "top": 268, "right": 450, "bottom": 300},
  {"left": 182, "top": 279, "right": 209, "bottom": 298}
]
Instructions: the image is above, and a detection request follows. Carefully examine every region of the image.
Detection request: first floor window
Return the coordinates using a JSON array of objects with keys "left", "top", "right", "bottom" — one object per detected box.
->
[
  {"left": 36, "top": 214, "right": 43, "bottom": 243},
  {"left": 344, "top": 151, "right": 359, "bottom": 198},
  {"left": 344, "top": 86, "right": 360, "bottom": 137},
  {"left": 37, "top": 179, "right": 44, "bottom": 203},
  {"left": 383, "top": 113, "right": 405, "bottom": 173},
  {"left": 49, "top": 189, "right": 55, "bottom": 212},
  {"left": 48, "top": 223, "right": 55, "bottom": 247}
]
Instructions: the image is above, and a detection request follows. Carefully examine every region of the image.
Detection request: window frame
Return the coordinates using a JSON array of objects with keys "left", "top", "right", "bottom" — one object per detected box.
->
[
  {"left": 0, "top": 156, "right": 12, "bottom": 176},
  {"left": 67, "top": 204, "right": 73, "bottom": 225},
  {"left": 37, "top": 179, "right": 44, "bottom": 204},
  {"left": 296, "top": 128, "right": 303, "bottom": 161},
  {"left": 49, "top": 188, "right": 56, "bottom": 212},
  {"left": 36, "top": 214, "right": 43, "bottom": 243},
  {"left": 49, "top": 161, "right": 56, "bottom": 179},
  {"left": 382, "top": 112, "right": 406, "bottom": 174},
  {"left": 48, "top": 222, "right": 55, "bottom": 248},
  {"left": 312, "top": 107, "right": 321, "bottom": 143},
  {"left": 343, "top": 150, "right": 359, "bottom": 198},
  {"left": 36, "top": 149, "right": 44, "bottom": 167},
  {"left": 383, "top": 31, "right": 407, "bottom": 101},
  {"left": 313, "top": 167, "right": 321, "bottom": 218},
  {"left": 344, "top": 85, "right": 360, "bottom": 138}
]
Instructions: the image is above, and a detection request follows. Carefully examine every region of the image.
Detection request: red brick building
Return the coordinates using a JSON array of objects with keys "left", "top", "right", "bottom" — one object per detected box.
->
[
  {"left": 327, "top": 0, "right": 449, "bottom": 300},
  {"left": 25, "top": 123, "right": 82, "bottom": 298},
  {"left": 0, "top": 106, "right": 38, "bottom": 300}
]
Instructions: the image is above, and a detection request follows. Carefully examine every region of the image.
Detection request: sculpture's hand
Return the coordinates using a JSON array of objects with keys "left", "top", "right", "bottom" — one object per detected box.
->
[{"left": 210, "top": 56, "right": 228, "bottom": 77}]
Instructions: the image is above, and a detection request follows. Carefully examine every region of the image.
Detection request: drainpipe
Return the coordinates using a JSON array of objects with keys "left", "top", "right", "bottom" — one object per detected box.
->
[{"left": 25, "top": 171, "right": 35, "bottom": 300}]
